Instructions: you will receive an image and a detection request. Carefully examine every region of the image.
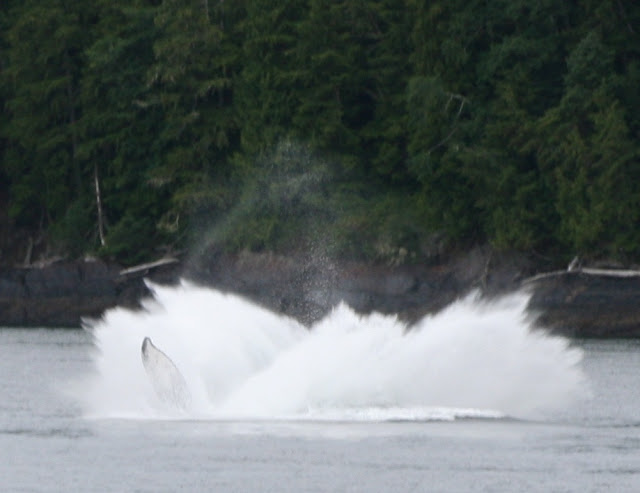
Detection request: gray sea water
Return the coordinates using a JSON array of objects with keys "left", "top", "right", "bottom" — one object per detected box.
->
[{"left": 1, "top": 288, "right": 639, "bottom": 492}]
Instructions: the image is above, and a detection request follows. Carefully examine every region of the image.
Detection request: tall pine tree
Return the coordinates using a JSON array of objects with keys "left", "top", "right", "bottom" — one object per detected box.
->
[
  {"left": 235, "top": 0, "right": 305, "bottom": 156},
  {"left": 2, "top": 0, "right": 93, "bottom": 256},
  {"left": 78, "top": 0, "right": 169, "bottom": 261},
  {"left": 149, "top": 0, "right": 242, "bottom": 224}
]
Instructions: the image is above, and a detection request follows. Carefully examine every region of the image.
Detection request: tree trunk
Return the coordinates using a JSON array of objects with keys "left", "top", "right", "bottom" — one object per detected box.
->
[
  {"left": 203, "top": 0, "right": 210, "bottom": 23},
  {"left": 94, "top": 163, "right": 106, "bottom": 247}
]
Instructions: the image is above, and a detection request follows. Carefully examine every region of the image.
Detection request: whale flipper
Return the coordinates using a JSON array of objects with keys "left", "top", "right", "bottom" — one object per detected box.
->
[{"left": 141, "top": 337, "right": 191, "bottom": 410}]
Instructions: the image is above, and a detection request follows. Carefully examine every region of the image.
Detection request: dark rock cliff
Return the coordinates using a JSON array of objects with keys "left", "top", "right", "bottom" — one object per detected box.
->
[
  {"left": 0, "top": 258, "right": 179, "bottom": 327},
  {"left": 528, "top": 272, "right": 640, "bottom": 338},
  {"left": 1, "top": 249, "right": 640, "bottom": 337}
]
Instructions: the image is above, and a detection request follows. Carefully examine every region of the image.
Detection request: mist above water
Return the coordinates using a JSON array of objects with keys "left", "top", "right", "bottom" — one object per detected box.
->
[{"left": 79, "top": 281, "right": 586, "bottom": 421}]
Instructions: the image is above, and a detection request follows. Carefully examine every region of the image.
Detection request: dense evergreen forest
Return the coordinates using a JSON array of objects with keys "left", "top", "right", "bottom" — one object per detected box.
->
[{"left": 1, "top": 1, "right": 639, "bottom": 266}]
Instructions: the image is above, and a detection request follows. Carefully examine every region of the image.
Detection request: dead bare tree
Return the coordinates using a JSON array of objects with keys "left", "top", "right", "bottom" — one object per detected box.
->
[{"left": 94, "top": 163, "right": 106, "bottom": 247}]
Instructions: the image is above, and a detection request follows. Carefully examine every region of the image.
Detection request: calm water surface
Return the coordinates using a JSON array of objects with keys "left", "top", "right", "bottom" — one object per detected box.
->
[{"left": 1, "top": 328, "right": 639, "bottom": 492}]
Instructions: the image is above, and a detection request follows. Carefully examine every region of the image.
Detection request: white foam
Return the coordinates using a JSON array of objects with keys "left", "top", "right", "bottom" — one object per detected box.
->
[{"left": 78, "top": 281, "right": 586, "bottom": 421}]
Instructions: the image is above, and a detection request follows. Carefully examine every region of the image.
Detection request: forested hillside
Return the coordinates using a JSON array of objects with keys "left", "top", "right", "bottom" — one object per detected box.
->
[{"left": 1, "top": 1, "right": 639, "bottom": 266}]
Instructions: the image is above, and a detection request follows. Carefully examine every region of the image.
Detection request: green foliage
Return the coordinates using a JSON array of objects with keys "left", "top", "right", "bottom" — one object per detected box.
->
[
  {"left": 1, "top": 1, "right": 640, "bottom": 265},
  {"left": 531, "top": 31, "right": 640, "bottom": 257},
  {"left": 99, "top": 211, "right": 162, "bottom": 264},
  {"left": 78, "top": 1, "right": 168, "bottom": 257},
  {"left": 2, "top": 0, "right": 91, "bottom": 228},
  {"left": 290, "top": 0, "right": 372, "bottom": 162},
  {"left": 208, "top": 140, "right": 332, "bottom": 252},
  {"left": 405, "top": 75, "right": 477, "bottom": 241},
  {"left": 149, "top": 0, "right": 240, "bottom": 178},
  {"left": 235, "top": 0, "right": 305, "bottom": 153},
  {"left": 48, "top": 198, "right": 95, "bottom": 257},
  {"left": 359, "top": 0, "right": 412, "bottom": 181}
]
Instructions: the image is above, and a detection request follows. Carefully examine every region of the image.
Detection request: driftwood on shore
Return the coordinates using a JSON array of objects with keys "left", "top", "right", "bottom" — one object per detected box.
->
[
  {"left": 522, "top": 266, "right": 640, "bottom": 285},
  {"left": 119, "top": 257, "right": 180, "bottom": 277}
]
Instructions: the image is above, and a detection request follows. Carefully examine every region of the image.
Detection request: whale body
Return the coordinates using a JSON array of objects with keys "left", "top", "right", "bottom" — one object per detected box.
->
[{"left": 141, "top": 337, "right": 191, "bottom": 410}]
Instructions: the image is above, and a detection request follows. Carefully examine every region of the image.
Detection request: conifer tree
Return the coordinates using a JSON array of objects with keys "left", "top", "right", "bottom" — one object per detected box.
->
[
  {"left": 292, "top": 0, "right": 371, "bottom": 160},
  {"left": 78, "top": 0, "right": 167, "bottom": 260},
  {"left": 359, "top": 0, "right": 412, "bottom": 183},
  {"left": 0, "top": 0, "right": 639, "bottom": 263},
  {"left": 406, "top": 0, "right": 479, "bottom": 242},
  {"left": 534, "top": 32, "right": 640, "bottom": 256},
  {"left": 0, "top": 1, "right": 14, "bottom": 194},
  {"left": 149, "top": 0, "right": 242, "bottom": 222},
  {"left": 235, "top": 0, "right": 305, "bottom": 155},
  {"left": 2, "top": 0, "right": 92, "bottom": 250}
]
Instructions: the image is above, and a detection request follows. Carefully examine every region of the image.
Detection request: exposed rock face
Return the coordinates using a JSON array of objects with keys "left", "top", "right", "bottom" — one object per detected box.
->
[
  {"left": 528, "top": 272, "right": 640, "bottom": 338},
  {"left": 183, "top": 247, "right": 526, "bottom": 326},
  {"left": 2, "top": 249, "right": 640, "bottom": 337},
  {"left": 0, "top": 259, "right": 179, "bottom": 327}
]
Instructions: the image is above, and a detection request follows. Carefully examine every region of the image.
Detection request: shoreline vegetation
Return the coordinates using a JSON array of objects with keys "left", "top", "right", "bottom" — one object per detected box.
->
[
  {"left": 1, "top": 2, "right": 639, "bottom": 270},
  {"left": 1, "top": 3, "right": 639, "bottom": 334}
]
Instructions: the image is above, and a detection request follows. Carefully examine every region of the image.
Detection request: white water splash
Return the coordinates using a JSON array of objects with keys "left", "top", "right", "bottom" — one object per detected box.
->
[{"left": 78, "top": 281, "right": 586, "bottom": 421}]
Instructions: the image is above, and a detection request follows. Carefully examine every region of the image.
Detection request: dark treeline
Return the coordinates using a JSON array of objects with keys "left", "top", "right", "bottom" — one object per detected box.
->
[{"left": 1, "top": 1, "right": 639, "bottom": 266}]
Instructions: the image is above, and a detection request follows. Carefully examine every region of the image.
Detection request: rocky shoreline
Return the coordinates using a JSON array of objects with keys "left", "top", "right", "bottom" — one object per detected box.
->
[{"left": 1, "top": 249, "right": 640, "bottom": 338}]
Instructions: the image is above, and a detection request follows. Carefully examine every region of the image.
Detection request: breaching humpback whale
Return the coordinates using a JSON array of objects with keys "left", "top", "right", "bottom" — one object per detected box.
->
[{"left": 141, "top": 337, "right": 191, "bottom": 410}]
